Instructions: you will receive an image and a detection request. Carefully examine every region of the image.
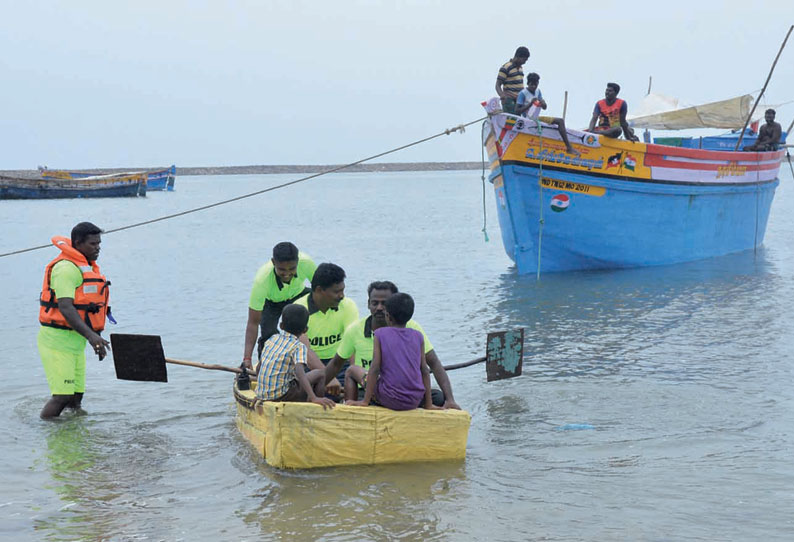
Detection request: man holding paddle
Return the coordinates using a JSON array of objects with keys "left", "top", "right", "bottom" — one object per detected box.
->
[{"left": 38, "top": 222, "right": 111, "bottom": 419}]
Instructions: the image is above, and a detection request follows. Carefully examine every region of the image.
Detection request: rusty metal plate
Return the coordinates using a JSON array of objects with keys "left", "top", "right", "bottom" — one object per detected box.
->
[{"left": 485, "top": 329, "right": 524, "bottom": 382}]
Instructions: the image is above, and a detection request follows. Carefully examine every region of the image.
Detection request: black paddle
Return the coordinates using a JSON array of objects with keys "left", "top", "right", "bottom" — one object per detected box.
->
[{"left": 109, "top": 329, "right": 524, "bottom": 383}]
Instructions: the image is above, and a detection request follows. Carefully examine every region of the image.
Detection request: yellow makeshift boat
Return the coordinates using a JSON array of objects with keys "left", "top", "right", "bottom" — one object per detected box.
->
[{"left": 233, "top": 380, "right": 472, "bottom": 469}]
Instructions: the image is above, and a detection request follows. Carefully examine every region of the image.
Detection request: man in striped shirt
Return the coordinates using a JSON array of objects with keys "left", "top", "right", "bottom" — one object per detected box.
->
[
  {"left": 495, "top": 46, "right": 530, "bottom": 114},
  {"left": 255, "top": 304, "right": 335, "bottom": 408}
]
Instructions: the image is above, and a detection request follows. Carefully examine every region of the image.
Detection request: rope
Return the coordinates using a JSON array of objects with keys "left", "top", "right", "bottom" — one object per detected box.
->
[
  {"left": 0, "top": 116, "right": 486, "bottom": 259},
  {"left": 787, "top": 149, "right": 794, "bottom": 180},
  {"left": 480, "top": 121, "right": 489, "bottom": 242},
  {"left": 534, "top": 118, "right": 544, "bottom": 281}
]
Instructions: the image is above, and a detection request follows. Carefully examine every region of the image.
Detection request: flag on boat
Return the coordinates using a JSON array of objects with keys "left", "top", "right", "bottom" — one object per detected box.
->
[
  {"left": 623, "top": 153, "right": 637, "bottom": 171},
  {"left": 606, "top": 152, "right": 622, "bottom": 169},
  {"left": 550, "top": 194, "right": 570, "bottom": 212}
]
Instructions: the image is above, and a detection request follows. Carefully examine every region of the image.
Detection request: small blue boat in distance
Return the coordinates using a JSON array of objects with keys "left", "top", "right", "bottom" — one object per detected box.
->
[{"left": 143, "top": 165, "right": 177, "bottom": 191}]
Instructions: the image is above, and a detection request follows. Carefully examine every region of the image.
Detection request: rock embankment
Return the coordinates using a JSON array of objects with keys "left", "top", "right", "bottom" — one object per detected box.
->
[{"left": 2, "top": 162, "right": 483, "bottom": 178}]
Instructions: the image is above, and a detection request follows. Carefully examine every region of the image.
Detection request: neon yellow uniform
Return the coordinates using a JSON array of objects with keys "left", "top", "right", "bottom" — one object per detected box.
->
[
  {"left": 293, "top": 293, "right": 359, "bottom": 360},
  {"left": 37, "top": 260, "right": 88, "bottom": 394},
  {"left": 248, "top": 252, "right": 316, "bottom": 309},
  {"left": 336, "top": 316, "right": 433, "bottom": 369}
]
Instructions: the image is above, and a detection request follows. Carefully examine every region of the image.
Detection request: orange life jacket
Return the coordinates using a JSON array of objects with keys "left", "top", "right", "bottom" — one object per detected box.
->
[
  {"left": 39, "top": 236, "right": 110, "bottom": 332},
  {"left": 595, "top": 98, "right": 625, "bottom": 130}
]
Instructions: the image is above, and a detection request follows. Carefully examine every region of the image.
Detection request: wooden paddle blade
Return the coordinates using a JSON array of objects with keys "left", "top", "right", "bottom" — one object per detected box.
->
[
  {"left": 110, "top": 333, "right": 168, "bottom": 382},
  {"left": 486, "top": 329, "right": 524, "bottom": 382}
]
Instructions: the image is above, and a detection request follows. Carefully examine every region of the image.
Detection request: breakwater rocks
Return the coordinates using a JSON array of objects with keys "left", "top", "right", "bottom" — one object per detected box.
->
[{"left": 3, "top": 162, "right": 483, "bottom": 178}]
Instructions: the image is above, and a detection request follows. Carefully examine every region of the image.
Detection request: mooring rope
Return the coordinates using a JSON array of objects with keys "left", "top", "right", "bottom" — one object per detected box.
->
[
  {"left": 534, "top": 118, "right": 545, "bottom": 281},
  {"left": 480, "top": 121, "right": 490, "bottom": 242},
  {"left": 0, "top": 117, "right": 486, "bottom": 259}
]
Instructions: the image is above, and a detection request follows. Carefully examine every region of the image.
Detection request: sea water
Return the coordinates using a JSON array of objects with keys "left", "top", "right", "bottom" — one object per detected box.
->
[{"left": 1, "top": 167, "right": 793, "bottom": 541}]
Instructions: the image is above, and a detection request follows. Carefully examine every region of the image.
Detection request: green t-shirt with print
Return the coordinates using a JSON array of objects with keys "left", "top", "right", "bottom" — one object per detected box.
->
[{"left": 292, "top": 293, "right": 359, "bottom": 359}]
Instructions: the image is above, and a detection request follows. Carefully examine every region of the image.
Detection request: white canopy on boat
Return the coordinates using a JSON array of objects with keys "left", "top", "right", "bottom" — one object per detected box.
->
[{"left": 627, "top": 93, "right": 754, "bottom": 130}]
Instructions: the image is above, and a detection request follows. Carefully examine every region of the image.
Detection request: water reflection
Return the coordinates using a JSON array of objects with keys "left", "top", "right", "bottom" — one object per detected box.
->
[
  {"left": 467, "top": 249, "right": 782, "bottom": 381},
  {"left": 35, "top": 415, "right": 176, "bottom": 541},
  {"left": 237, "top": 456, "right": 466, "bottom": 542}
]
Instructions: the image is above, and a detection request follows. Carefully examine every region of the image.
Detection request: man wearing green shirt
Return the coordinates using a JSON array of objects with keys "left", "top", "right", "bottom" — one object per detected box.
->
[
  {"left": 327, "top": 280, "right": 461, "bottom": 409},
  {"left": 292, "top": 262, "right": 359, "bottom": 393},
  {"left": 38, "top": 222, "right": 111, "bottom": 419},
  {"left": 243, "top": 242, "right": 316, "bottom": 370}
]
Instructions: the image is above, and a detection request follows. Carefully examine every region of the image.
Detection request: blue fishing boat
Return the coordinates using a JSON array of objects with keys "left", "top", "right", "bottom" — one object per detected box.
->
[
  {"left": 39, "top": 165, "right": 176, "bottom": 191},
  {"left": 142, "top": 165, "right": 177, "bottom": 191},
  {"left": 481, "top": 98, "right": 786, "bottom": 274},
  {"left": 0, "top": 172, "right": 147, "bottom": 200}
]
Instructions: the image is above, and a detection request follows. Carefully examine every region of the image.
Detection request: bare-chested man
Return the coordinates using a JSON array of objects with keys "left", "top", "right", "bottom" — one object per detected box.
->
[{"left": 744, "top": 109, "right": 782, "bottom": 152}]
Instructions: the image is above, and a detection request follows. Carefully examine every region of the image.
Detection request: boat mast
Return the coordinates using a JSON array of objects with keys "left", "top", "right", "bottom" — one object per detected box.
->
[{"left": 735, "top": 25, "right": 793, "bottom": 150}]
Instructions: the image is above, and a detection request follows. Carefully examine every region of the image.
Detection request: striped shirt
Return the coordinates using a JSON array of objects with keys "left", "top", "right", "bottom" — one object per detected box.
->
[
  {"left": 496, "top": 60, "right": 525, "bottom": 99},
  {"left": 255, "top": 332, "right": 308, "bottom": 400}
]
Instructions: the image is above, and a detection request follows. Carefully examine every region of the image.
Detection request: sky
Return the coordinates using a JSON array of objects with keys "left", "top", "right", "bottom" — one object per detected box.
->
[{"left": 1, "top": 0, "right": 792, "bottom": 169}]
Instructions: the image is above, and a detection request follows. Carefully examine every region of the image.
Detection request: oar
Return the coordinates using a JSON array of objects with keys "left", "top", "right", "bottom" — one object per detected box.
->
[
  {"left": 110, "top": 328, "right": 525, "bottom": 384},
  {"left": 109, "top": 333, "right": 255, "bottom": 383}
]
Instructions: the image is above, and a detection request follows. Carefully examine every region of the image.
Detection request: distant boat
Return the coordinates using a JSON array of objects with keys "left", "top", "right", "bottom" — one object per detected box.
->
[
  {"left": 39, "top": 165, "right": 176, "bottom": 191},
  {"left": 145, "top": 165, "right": 177, "bottom": 191},
  {"left": 1, "top": 172, "right": 147, "bottom": 199},
  {"left": 481, "top": 95, "right": 786, "bottom": 274}
]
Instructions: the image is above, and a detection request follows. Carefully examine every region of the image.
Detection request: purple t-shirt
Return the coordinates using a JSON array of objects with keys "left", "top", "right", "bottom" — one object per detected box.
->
[{"left": 374, "top": 327, "right": 425, "bottom": 411}]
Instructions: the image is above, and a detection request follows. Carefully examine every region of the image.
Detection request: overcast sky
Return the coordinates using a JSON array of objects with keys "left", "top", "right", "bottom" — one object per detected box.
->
[{"left": 1, "top": 0, "right": 792, "bottom": 169}]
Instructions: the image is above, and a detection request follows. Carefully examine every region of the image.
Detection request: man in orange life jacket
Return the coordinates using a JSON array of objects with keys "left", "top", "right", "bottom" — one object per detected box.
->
[
  {"left": 38, "top": 222, "right": 111, "bottom": 419},
  {"left": 587, "top": 82, "right": 639, "bottom": 142}
]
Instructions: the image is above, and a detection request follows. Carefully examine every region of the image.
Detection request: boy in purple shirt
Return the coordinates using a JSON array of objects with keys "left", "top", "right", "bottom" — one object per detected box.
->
[{"left": 347, "top": 293, "right": 437, "bottom": 411}]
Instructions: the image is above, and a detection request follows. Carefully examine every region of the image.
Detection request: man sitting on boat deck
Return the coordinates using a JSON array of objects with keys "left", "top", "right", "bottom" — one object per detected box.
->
[
  {"left": 743, "top": 109, "right": 782, "bottom": 152},
  {"left": 495, "top": 46, "right": 530, "bottom": 114},
  {"left": 291, "top": 262, "right": 359, "bottom": 395},
  {"left": 325, "top": 281, "right": 461, "bottom": 409},
  {"left": 516, "top": 72, "right": 580, "bottom": 156},
  {"left": 243, "top": 242, "right": 316, "bottom": 371},
  {"left": 587, "top": 82, "right": 639, "bottom": 142},
  {"left": 255, "top": 304, "right": 335, "bottom": 409}
]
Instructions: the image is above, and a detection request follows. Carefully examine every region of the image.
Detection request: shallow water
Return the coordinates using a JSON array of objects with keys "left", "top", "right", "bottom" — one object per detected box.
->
[{"left": 2, "top": 166, "right": 794, "bottom": 541}]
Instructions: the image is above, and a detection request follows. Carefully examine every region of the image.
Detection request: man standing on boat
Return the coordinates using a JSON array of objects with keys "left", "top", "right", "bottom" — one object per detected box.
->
[
  {"left": 326, "top": 281, "right": 461, "bottom": 409},
  {"left": 243, "top": 242, "right": 316, "bottom": 370},
  {"left": 744, "top": 109, "right": 782, "bottom": 151},
  {"left": 292, "top": 263, "right": 359, "bottom": 393},
  {"left": 495, "top": 46, "right": 530, "bottom": 114},
  {"left": 38, "top": 222, "right": 111, "bottom": 419},
  {"left": 587, "top": 82, "right": 639, "bottom": 141}
]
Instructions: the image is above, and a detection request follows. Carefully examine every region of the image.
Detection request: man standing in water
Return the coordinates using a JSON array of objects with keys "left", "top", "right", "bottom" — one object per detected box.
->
[
  {"left": 38, "top": 222, "right": 111, "bottom": 419},
  {"left": 744, "top": 109, "right": 782, "bottom": 151},
  {"left": 587, "top": 82, "right": 639, "bottom": 141},
  {"left": 327, "top": 281, "right": 461, "bottom": 409},
  {"left": 495, "top": 46, "right": 530, "bottom": 114},
  {"left": 243, "top": 242, "right": 316, "bottom": 370}
]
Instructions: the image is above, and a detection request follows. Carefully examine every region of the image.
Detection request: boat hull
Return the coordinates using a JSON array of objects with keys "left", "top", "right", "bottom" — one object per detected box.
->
[
  {"left": 144, "top": 166, "right": 177, "bottom": 191},
  {"left": 0, "top": 173, "right": 147, "bottom": 200},
  {"left": 483, "top": 114, "right": 783, "bottom": 274},
  {"left": 234, "top": 382, "right": 471, "bottom": 469}
]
